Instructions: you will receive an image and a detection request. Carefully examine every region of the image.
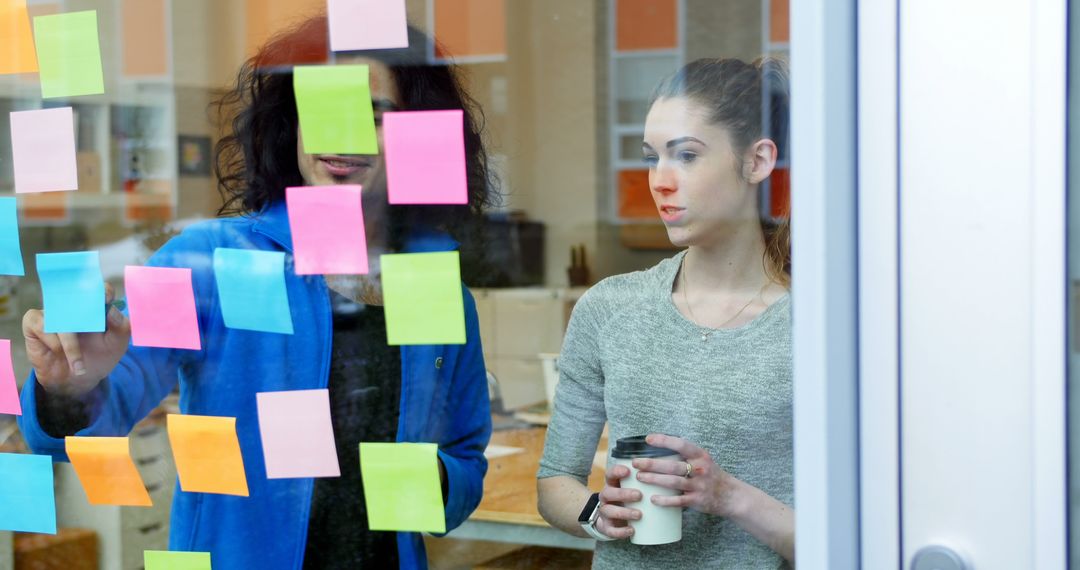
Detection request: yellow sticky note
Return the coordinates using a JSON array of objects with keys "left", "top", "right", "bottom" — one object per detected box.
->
[
  {"left": 359, "top": 442, "right": 445, "bottom": 533},
  {"left": 0, "top": 0, "right": 38, "bottom": 74},
  {"left": 167, "top": 414, "right": 249, "bottom": 496},
  {"left": 65, "top": 437, "right": 152, "bottom": 506}
]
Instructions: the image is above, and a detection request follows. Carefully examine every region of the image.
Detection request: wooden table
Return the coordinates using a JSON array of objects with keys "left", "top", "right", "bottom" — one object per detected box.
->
[{"left": 445, "top": 425, "right": 607, "bottom": 550}]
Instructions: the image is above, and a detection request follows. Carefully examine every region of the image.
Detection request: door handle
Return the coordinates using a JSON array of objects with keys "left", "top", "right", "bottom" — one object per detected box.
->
[{"left": 911, "top": 545, "right": 969, "bottom": 570}]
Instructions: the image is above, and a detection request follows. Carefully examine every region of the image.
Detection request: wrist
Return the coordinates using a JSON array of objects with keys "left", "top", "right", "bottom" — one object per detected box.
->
[{"left": 718, "top": 476, "right": 755, "bottom": 519}]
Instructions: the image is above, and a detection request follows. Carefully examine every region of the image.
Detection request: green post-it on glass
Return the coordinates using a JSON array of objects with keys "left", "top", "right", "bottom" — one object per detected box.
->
[
  {"left": 294, "top": 64, "right": 378, "bottom": 155},
  {"left": 144, "top": 551, "right": 212, "bottom": 570},
  {"left": 381, "top": 251, "right": 465, "bottom": 345},
  {"left": 359, "top": 442, "right": 445, "bottom": 533},
  {"left": 33, "top": 10, "right": 105, "bottom": 98}
]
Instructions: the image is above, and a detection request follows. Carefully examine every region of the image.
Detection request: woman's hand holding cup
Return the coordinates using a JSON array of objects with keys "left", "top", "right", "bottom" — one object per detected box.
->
[
  {"left": 594, "top": 464, "right": 642, "bottom": 540},
  {"left": 632, "top": 434, "right": 741, "bottom": 518},
  {"left": 23, "top": 282, "right": 130, "bottom": 398}
]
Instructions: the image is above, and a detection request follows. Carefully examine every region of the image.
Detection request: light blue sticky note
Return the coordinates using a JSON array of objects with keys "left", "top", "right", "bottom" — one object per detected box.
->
[
  {"left": 37, "top": 251, "right": 104, "bottom": 333},
  {"left": 213, "top": 248, "right": 293, "bottom": 334},
  {"left": 0, "top": 198, "right": 25, "bottom": 276},
  {"left": 0, "top": 453, "right": 56, "bottom": 534}
]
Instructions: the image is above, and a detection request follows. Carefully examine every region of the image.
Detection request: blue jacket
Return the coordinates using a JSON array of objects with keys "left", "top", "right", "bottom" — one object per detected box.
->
[{"left": 18, "top": 200, "right": 492, "bottom": 569}]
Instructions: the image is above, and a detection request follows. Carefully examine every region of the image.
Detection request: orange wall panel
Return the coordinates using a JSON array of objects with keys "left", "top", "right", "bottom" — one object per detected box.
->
[
  {"left": 770, "top": 0, "right": 789, "bottom": 43},
  {"left": 617, "top": 169, "right": 658, "bottom": 219},
  {"left": 245, "top": 0, "right": 326, "bottom": 58},
  {"left": 433, "top": 0, "right": 506, "bottom": 60},
  {"left": 122, "top": 0, "right": 169, "bottom": 76},
  {"left": 616, "top": 0, "right": 677, "bottom": 52}
]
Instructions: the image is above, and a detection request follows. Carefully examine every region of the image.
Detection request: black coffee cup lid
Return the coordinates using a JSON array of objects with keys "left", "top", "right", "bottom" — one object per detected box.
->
[{"left": 610, "top": 435, "right": 678, "bottom": 459}]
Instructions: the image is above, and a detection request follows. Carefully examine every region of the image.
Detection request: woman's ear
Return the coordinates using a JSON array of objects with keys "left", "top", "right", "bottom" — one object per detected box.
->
[{"left": 744, "top": 138, "right": 778, "bottom": 184}]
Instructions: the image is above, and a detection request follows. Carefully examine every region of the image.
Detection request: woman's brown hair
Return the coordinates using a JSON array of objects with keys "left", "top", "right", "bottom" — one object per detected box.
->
[{"left": 650, "top": 57, "right": 791, "bottom": 288}]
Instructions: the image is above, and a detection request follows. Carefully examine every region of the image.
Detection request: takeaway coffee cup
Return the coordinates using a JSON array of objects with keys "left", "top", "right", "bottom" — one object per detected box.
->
[{"left": 610, "top": 435, "right": 683, "bottom": 545}]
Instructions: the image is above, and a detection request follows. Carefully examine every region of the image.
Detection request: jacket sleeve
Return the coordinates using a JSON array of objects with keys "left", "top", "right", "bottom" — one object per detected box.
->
[
  {"left": 18, "top": 227, "right": 218, "bottom": 461},
  {"left": 436, "top": 287, "right": 492, "bottom": 532}
]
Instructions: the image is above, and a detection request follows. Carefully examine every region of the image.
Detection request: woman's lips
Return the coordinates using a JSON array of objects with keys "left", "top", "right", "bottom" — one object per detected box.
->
[
  {"left": 318, "top": 155, "right": 371, "bottom": 177},
  {"left": 658, "top": 205, "right": 686, "bottom": 223}
]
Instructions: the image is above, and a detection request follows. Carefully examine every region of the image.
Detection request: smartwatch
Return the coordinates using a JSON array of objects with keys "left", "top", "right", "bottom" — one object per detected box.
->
[{"left": 577, "top": 492, "right": 616, "bottom": 541}]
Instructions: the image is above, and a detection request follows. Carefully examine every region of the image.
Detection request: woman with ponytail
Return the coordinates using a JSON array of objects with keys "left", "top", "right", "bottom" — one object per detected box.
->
[{"left": 538, "top": 58, "right": 794, "bottom": 568}]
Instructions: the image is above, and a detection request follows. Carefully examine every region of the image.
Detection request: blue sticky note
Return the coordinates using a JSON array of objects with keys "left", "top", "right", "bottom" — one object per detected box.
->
[
  {"left": 37, "top": 251, "right": 104, "bottom": 333},
  {"left": 0, "top": 453, "right": 56, "bottom": 534},
  {"left": 213, "top": 248, "right": 293, "bottom": 334},
  {"left": 0, "top": 198, "right": 25, "bottom": 276}
]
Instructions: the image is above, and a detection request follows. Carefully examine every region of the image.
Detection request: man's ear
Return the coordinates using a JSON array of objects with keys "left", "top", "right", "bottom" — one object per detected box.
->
[{"left": 744, "top": 138, "right": 778, "bottom": 184}]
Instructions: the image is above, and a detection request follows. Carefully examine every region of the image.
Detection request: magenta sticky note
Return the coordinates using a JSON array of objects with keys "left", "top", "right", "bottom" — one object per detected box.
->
[
  {"left": 285, "top": 185, "right": 368, "bottom": 275},
  {"left": 256, "top": 389, "right": 340, "bottom": 479},
  {"left": 0, "top": 339, "right": 20, "bottom": 416},
  {"left": 10, "top": 107, "right": 78, "bottom": 193},
  {"left": 327, "top": 0, "right": 409, "bottom": 51},
  {"left": 384, "top": 110, "right": 469, "bottom": 205},
  {"left": 124, "top": 266, "right": 201, "bottom": 350}
]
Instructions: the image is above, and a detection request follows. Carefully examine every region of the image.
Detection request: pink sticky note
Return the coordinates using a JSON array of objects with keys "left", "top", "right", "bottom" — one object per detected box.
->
[
  {"left": 256, "top": 389, "right": 340, "bottom": 479},
  {"left": 124, "top": 266, "right": 201, "bottom": 350},
  {"left": 327, "top": 0, "right": 409, "bottom": 51},
  {"left": 10, "top": 107, "right": 78, "bottom": 193},
  {"left": 0, "top": 340, "right": 20, "bottom": 416},
  {"left": 384, "top": 110, "right": 468, "bottom": 205},
  {"left": 285, "top": 185, "right": 368, "bottom": 275}
]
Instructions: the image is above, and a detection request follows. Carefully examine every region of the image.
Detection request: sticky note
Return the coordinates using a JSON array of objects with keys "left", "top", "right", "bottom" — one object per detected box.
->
[
  {"left": 0, "top": 198, "right": 24, "bottom": 275},
  {"left": 327, "top": 0, "right": 408, "bottom": 51},
  {"left": 37, "top": 251, "right": 104, "bottom": 333},
  {"left": 65, "top": 437, "right": 152, "bottom": 506},
  {"left": 167, "top": 414, "right": 249, "bottom": 496},
  {"left": 33, "top": 10, "right": 105, "bottom": 98},
  {"left": 384, "top": 110, "right": 468, "bottom": 205},
  {"left": 359, "top": 442, "right": 445, "bottom": 533},
  {"left": 125, "top": 266, "right": 201, "bottom": 350},
  {"left": 294, "top": 65, "right": 378, "bottom": 155},
  {"left": 0, "top": 339, "right": 19, "bottom": 415},
  {"left": 11, "top": 107, "right": 78, "bottom": 193},
  {"left": 256, "top": 389, "right": 340, "bottom": 479},
  {"left": 144, "top": 551, "right": 212, "bottom": 570},
  {"left": 212, "top": 248, "right": 293, "bottom": 334},
  {"left": 0, "top": 0, "right": 38, "bottom": 74},
  {"left": 0, "top": 453, "right": 56, "bottom": 533},
  {"left": 285, "top": 185, "right": 368, "bottom": 275},
  {"left": 381, "top": 252, "right": 465, "bottom": 345}
]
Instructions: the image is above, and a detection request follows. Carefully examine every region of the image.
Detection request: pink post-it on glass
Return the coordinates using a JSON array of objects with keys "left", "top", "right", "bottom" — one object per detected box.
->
[
  {"left": 256, "top": 389, "right": 340, "bottom": 479},
  {"left": 285, "top": 185, "right": 368, "bottom": 275},
  {"left": 327, "top": 0, "right": 409, "bottom": 51},
  {"left": 124, "top": 266, "right": 201, "bottom": 350},
  {"left": 384, "top": 110, "right": 468, "bottom": 205},
  {"left": 10, "top": 107, "right": 78, "bottom": 193},
  {"left": 0, "top": 339, "right": 20, "bottom": 415}
]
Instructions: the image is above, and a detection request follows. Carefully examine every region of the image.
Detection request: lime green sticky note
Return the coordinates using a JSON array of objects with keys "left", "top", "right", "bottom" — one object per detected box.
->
[
  {"left": 33, "top": 10, "right": 105, "bottom": 99},
  {"left": 294, "top": 65, "right": 378, "bottom": 155},
  {"left": 381, "top": 251, "right": 466, "bottom": 345},
  {"left": 359, "top": 442, "right": 445, "bottom": 533},
  {"left": 144, "top": 550, "right": 212, "bottom": 570}
]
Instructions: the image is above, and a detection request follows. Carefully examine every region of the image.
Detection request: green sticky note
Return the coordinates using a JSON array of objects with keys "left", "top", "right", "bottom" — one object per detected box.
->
[
  {"left": 294, "top": 64, "right": 378, "bottom": 154},
  {"left": 33, "top": 10, "right": 105, "bottom": 98},
  {"left": 381, "top": 251, "right": 466, "bottom": 345},
  {"left": 359, "top": 442, "right": 445, "bottom": 533},
  {"left": 144, "top": 550, "right": 211, "bottom": 570}
]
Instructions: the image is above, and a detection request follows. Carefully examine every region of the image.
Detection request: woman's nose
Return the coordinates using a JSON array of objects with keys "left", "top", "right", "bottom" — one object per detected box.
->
[{"left": 651, "top": 165, "right": 677, "bottom": 194}]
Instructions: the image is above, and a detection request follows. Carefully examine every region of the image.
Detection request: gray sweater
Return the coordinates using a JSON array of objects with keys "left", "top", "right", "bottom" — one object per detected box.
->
[{"left": 538, "top": 251, "right": 793, "bottom": 569}]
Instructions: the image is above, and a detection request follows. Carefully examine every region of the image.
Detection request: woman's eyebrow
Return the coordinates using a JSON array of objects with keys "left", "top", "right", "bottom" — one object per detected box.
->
[{"left": 666, "top": 136, "right": 707, "bottom": 148}]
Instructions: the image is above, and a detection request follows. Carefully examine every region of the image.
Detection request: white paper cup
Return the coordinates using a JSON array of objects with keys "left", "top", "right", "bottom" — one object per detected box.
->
[{"left": 611, "top": 435, "right": 683, "bottom": 545}]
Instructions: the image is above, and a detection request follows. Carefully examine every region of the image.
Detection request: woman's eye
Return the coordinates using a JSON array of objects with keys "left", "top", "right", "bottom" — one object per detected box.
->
[
  {"left": 643, "top": 155, "right": 659, "bottom": 167},
  {"left": 677, "top": 151, "right": 698, "bottom": 163}
]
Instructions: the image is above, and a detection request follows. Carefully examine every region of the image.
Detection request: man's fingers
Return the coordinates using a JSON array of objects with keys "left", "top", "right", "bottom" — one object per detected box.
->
[
  {"left": 599, "top": 503, "right": 641, "bottom": 522},
  {"left": 56, "top": 333, "right": 86, "bottom": 376},
  {"left": 596, "top": 517, "right": 634, "bottom": 539},
  {"left": 600, "top": 485, "right": 641, "bottom": 504},
  {"left": 104, "top": 282, "right": 115, "bottom": 304},
  {"left": 605, "top": 464, "right": 630, "bottom": 485}
]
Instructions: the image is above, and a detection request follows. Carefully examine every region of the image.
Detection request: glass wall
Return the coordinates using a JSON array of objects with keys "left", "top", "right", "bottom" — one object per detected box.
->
[{"left": 0, "top": 1, "right": 793, "bottom": 568}]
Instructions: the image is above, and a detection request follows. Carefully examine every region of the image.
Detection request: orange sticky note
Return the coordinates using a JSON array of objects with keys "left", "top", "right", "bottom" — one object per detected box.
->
[
  {"left": 0, "top": 0, "right": 39, "bottom": 74},
  {"left": 167, "top": 414, "right": 249, "bottom": 496},
  {"left": 65, "top": 437, "right": 152, "bottom": 506}
]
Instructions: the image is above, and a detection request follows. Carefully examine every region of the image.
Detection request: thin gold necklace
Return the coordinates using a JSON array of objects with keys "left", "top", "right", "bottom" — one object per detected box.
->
[{"left": 680, "top": 259, "right": 765, "bottom": 342}]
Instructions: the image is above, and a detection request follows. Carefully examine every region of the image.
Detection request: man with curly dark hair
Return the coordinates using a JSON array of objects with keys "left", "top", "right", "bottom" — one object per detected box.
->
[{"left": 18, "top": 14, "right": 494, "bottom": 569}]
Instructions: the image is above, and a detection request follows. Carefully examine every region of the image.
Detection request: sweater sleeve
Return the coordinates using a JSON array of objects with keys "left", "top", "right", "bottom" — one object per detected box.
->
[
  {"left": 435, "top": 287, "right": 492, "bottom": 533},
  {"left": 18, "top": 227, "right": 217, "bottom": 461},
  {"left": 536, "top": 285, "right": 609, "bottom": 485}
]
